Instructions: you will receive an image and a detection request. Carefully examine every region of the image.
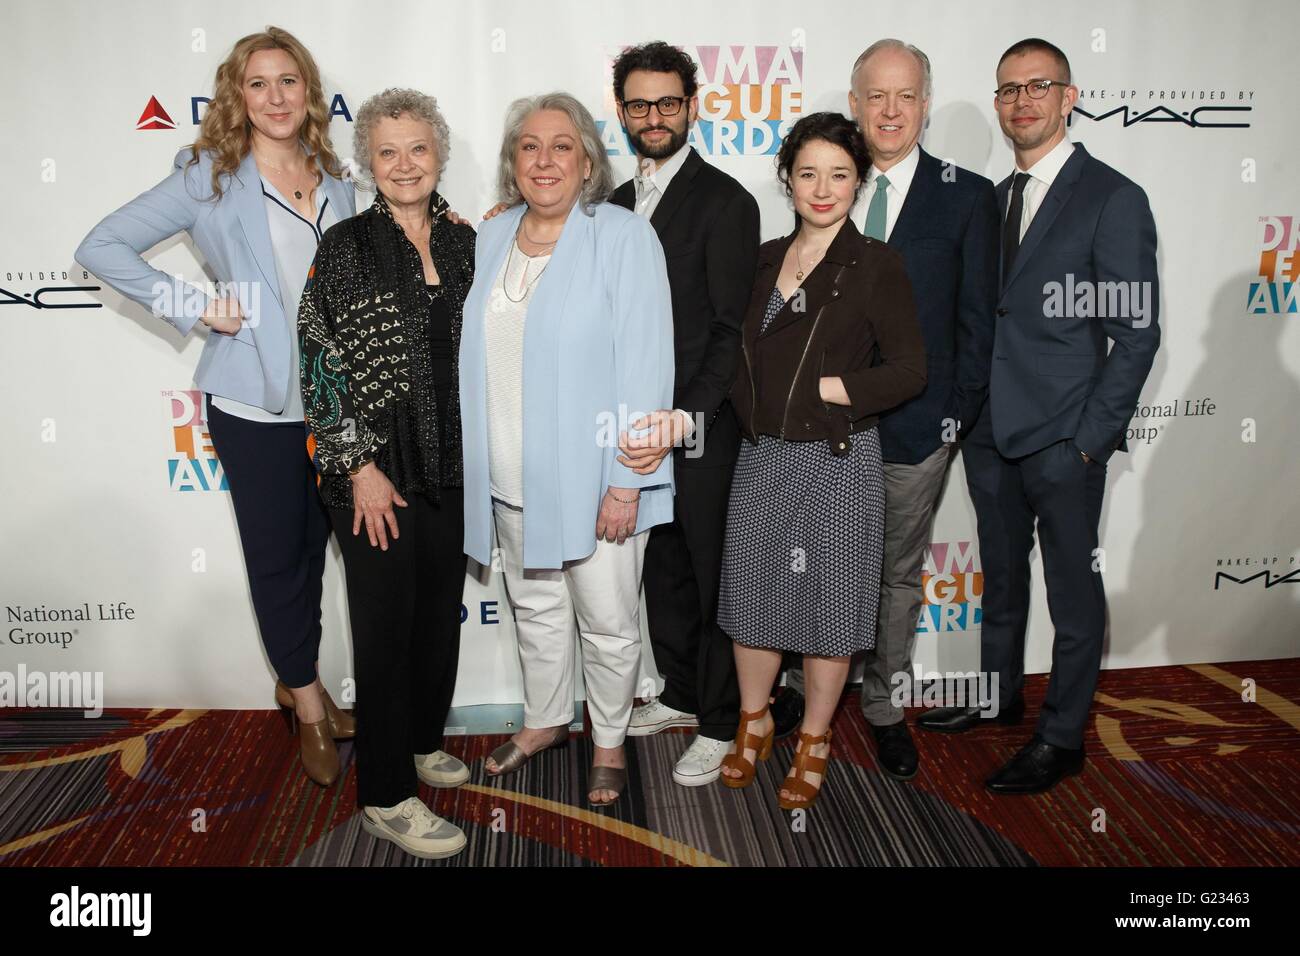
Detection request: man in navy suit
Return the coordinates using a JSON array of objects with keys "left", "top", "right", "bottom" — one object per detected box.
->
[
  {"left": 918, "top": 38, "right": 1161, "bottom": 795},
  {"left": 847, "top": 39, "right": 999, "bottom": 781}
]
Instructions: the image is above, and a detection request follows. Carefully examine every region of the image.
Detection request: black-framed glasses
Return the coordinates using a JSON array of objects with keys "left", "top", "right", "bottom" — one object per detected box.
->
[
  {"left": 621, "top": 96, "right": 688, "bottom": 118},
  {"left": 995, "top": 79, "right": 1067, "bottom": 104}
]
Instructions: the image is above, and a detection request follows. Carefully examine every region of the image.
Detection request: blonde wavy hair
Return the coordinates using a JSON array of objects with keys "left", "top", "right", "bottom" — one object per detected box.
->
[{"left": 188, "top": 26, "right": 342, "bottom": 199}]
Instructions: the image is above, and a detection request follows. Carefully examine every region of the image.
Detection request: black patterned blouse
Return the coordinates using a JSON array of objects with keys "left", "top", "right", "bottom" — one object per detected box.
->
[{"left": 298, "top": 189, "right": 474, "bottom": 508}]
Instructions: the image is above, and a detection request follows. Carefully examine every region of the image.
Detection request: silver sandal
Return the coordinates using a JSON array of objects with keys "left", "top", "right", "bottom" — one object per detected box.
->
[
  {"left": 485, "top": 725, "right": 569, "bottom": 778},
  {"left": 587, "top": 765, "right": 627, "bottom": 806}
]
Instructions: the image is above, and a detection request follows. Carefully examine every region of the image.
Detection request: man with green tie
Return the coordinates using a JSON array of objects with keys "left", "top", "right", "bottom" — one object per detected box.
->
[{"left": 846, "top": 39, "right": 1000, "bottom": 779}]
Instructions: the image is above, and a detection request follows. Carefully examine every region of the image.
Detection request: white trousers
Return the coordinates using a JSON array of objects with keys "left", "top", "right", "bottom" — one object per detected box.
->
[{"left": 492, "top": 500, "right": 648, "bottom": 748}]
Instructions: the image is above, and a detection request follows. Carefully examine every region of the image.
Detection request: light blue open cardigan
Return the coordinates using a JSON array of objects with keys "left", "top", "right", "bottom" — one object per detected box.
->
[{"left": 459, "top": 200, "right": 676, "bottom": 570}]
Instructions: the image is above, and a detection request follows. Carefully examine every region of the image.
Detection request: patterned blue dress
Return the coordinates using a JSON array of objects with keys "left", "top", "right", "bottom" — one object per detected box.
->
[{"left": 718, "top": 287, "right": 886, "bottom": 656}]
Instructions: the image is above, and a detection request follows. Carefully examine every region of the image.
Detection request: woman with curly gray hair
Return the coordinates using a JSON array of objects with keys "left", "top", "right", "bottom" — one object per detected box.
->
[
  {"left": 299, "top": 87, "right": 475, "bottom": 859},
  {"left": 459, "top": 93, "right": 674, "bottom": 806}
]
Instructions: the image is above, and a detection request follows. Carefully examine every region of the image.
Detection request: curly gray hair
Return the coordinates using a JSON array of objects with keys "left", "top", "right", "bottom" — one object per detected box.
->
[
  {"left": 352, "top": 88, "right": 451, "bottom": 182},
  {"left": 496, "top": 92, "right": 613, "bottom": 211}
]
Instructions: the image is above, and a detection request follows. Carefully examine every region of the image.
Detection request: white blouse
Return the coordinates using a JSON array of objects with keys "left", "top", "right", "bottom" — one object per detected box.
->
[
  {"left": 484, "top": 240, "right": 551, "bottom": 506},
  {"left": 208, "top": 178, "right": 336, "bottom": 423}
]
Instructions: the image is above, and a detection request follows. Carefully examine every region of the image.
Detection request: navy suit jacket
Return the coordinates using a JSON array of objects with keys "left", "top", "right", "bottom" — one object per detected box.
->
[
  {"left": 991, "top": 142, "right": 1160, "bottom": 464},
  {"left": 874, "top": 148, "right": 999, "bottom": 464}
]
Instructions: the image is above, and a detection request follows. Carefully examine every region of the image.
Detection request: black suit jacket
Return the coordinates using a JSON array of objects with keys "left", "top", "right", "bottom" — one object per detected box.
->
[
  {"left": 992, "top": 142, "right": 1161, "bottom": 463},
  {"left": 874, "top": 148, "right": 999, "bottom": 464},
  {"left": 610, "top": 147, "right": 760, "bottom": 468}
]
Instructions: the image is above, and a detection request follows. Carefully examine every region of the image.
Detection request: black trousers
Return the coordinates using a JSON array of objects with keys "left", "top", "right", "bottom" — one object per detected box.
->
[
  {"left": 961, "top": 411, "right": 1108, "bottom": 750},
  {"left": 643, "top": 458, "right": 740, "bottom": 741},
  {"left": 205, "top": 398, "right": 330, "bottom": 688},
  {"left": 329, "top": 488, "right": 466, "bottom": 808}
]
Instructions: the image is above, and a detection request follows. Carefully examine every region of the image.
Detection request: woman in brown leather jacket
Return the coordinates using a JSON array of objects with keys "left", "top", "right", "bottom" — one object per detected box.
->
[{"left": 717, "top": 111, "right": 926, "bottom": 809}]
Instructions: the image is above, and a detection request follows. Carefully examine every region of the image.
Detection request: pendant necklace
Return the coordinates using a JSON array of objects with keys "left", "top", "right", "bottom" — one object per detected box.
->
[
  {"left": 256, "top": 151, "right": 307, "bottom": 199},
  {"left": 795, "top": 237, "right": 824, "bottom": 281}
]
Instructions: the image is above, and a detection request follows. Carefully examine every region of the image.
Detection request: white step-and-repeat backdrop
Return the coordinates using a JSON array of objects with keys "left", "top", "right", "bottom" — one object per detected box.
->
[{"left": 2, "top": 0, "right": 1296, "bottom": 709}]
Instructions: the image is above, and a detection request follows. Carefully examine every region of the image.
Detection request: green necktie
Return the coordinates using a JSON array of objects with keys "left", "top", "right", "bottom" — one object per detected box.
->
[{"left": 864, "top": 173, "right": 890, "bottom": 241}]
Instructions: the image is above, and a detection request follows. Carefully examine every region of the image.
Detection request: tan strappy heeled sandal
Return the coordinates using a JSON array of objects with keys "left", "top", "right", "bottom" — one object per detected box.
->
[
  {"left": 779, "top": 727, "right": 833, "bottom": 810},
  {"left": 720, "top": 706, "right": 774, "bottom": 789}
]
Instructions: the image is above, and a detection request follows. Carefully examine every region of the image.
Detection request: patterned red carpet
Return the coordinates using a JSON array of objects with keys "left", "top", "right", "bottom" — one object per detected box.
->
[{"left": 2, "top": 659, "right": 1297, "bottom": 867}]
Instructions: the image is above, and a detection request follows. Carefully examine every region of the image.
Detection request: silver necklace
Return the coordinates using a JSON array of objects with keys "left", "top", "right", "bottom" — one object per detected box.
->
[
  {"left": 501, "top": 224, "right": 552, "bottom": 304},
  {"left": 520, "top": 216, "right": 558, "bottom": 250}
]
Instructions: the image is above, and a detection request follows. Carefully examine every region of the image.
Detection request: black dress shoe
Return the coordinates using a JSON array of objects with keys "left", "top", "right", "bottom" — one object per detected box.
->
[
  {"left": 985, "top": 736, "right": 1085, "bottom": 795},
  {"left": 871, "top": 721, "right": 918, "bottom": 780},
  {"left": 770, "top": 686, "right": 805, "bottom": 740},
  {"left": 915, "top": 694, "right": 1025, "bottom": 734}
]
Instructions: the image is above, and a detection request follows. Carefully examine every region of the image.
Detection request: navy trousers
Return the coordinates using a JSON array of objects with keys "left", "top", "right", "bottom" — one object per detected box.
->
[
  {"left": 961, "top": 411, "right": 1108, "bottom": 749},
  {"left": 205, "top": 398, "right": 330, "bottom": 688}
]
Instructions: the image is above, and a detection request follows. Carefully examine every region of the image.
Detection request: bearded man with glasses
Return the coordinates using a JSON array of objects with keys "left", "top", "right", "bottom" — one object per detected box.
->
[{"left": 607, "top": 41, "right": 765, "bottom": 789}]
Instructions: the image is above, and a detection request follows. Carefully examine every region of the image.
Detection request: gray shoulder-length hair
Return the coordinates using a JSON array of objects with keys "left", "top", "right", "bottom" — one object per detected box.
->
[
  {"left": 352, "top": 88, "right": 451, "bottom": 185},
  {"left": 496, "top": 92, "right": 613, "bottom": 212}
]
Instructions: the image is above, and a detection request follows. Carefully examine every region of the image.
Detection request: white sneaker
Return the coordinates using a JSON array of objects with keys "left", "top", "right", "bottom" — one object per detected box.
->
[
  {"left": 362, "top": 797, "right": 467, "bottom": 860},
  {"left": 627, "top": 699, "right": 699, "bottom": 737},
  {"left": 414, "top": 750, "right": 470, "bottom": 788},
  {"left": 672, "top": 735, "right": 730, "bottom": 787}
]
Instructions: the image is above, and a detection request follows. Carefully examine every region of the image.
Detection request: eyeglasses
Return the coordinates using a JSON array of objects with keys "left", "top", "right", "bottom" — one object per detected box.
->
[
  {"left": 994, "top": 79, "right": 1067, "bottom": 104},
  {"left": 621, "top": 96, "right": 688, "bottom": 119}
]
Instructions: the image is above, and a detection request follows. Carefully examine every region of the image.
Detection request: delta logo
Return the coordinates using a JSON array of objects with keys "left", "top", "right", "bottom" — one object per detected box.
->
[
  {"left": 135, "top": 93, "right": 354, "bottom": 130},
  {"left": 163, "top": 389, "right": 227, "bottom": 492},
  {"left": 601, "top": 43, "right": 803, "bottom": 156},
  {"left": 918, "top": 540, "right": 982, "bottom": 633},
  {"left": 136, "top": 95, "right": 176, "bottom": 131},
  {"left": 1249, "top": 215, "right": 1299, "bottom": 314}
]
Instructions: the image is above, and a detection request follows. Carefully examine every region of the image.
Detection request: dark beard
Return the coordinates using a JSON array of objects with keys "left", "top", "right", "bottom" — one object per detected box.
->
[{"left": 629, "top": 123, "right": 689, "bottom": 160}]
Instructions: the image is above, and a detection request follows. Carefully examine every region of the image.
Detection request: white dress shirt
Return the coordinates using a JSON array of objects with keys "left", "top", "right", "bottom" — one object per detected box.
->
[
  {"left": 632, "top": 144, "right": 694, "bottom": 440},
  {"left": 1011, "top": 136, "right": 1075, "bottom": 240},
  {"left": 633, "top": 143, "right": 690, "bottom": 220},
  {"left": 858, "top": 143, "right": 920, "bottom": 241}
]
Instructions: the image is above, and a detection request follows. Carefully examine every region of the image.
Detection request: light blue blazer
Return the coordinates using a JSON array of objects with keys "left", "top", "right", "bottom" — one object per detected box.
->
[
  {"left": 75, "top": 148, "right": 356, "bottom": 413},
  {"left": 460, "top": 201, "right": 676, "bottom": 569}
]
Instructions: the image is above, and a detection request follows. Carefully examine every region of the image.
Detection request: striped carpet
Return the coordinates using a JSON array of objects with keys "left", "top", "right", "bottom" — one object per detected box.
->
[{"left": 2, "top": 658, "right": 1297, "bottom": 867}]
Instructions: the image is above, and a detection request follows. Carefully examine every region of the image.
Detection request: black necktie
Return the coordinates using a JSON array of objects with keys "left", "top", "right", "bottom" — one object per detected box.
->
[{"left": 1002, "top": 172, "right": 1030, "bottom": 285}]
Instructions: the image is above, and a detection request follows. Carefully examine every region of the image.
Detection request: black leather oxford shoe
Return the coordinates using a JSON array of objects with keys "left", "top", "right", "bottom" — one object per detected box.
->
[
  {"left": 915, "top": 694, "right": 1025, "bottom": 734},
  {"left": 985, "top": 736, "right": 1085, "bottom": 795},
  {"left": 871, "top": 721, "right": 918, "bottom": 780}
]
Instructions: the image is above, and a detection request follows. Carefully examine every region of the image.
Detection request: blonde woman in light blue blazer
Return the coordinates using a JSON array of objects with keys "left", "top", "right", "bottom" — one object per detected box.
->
[
  {"left": 460, "top": 93, "right": 674, "bottom": 806},
  {"left": 75, "top": 28, "right": 357, "bottom": 787}
]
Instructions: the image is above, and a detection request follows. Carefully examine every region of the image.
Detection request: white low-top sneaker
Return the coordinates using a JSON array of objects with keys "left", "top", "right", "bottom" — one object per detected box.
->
[
  {"left": 414, "top": 750, "right": 470, "bottom": 788},
  {"left": 362, "top": 797, "right": 467, "bottom": 860},
  {"left": 672, "top": 735, "right": 730, "bottom": 787},
  {"left": 627, "top": 699, "right": 699, "bottom": 737}
]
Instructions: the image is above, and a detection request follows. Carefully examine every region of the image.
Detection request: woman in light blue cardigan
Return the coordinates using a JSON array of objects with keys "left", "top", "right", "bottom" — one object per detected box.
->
[
  {"left": 74, "top": 28, "right": 357, "bottom": 786},
  {"left": 460, "top": 93, "right": 674, "bottom": 805}
]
